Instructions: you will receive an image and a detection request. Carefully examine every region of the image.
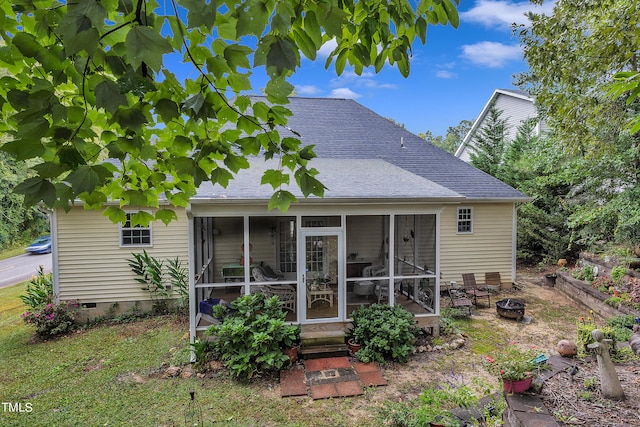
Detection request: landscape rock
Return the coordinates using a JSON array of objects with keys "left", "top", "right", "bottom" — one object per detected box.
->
[{"left": 557, "top": 339, "right": 577, "bottom": 357}]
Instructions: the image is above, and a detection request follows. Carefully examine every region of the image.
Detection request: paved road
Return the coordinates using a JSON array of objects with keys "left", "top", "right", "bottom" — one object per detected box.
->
[{"left": 0, "top": 253, "right": 52, "bottom": 289}]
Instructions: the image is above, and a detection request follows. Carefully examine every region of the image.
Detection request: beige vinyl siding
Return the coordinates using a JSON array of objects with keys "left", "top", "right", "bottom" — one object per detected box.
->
[
  {"left": 440, "top": 203, "right": 514, "bottom": 284},
  {"left": 56, "top": 207, "right": 189, "bottom": 303}
]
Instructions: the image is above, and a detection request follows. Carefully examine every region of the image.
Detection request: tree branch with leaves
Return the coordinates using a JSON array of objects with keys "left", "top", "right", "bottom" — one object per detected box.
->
[{"left": 0, "top": 0, "right": 459, "bottom": 225}]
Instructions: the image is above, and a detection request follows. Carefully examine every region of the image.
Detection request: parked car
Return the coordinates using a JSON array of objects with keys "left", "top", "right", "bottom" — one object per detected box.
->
[{"left": 26, "top": 235, "right": 51, "bottom": 254}]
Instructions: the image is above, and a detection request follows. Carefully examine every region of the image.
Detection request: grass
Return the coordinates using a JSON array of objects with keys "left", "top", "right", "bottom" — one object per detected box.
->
[{"left": 0, "top": 283, "right": 372, "bottom": 427}]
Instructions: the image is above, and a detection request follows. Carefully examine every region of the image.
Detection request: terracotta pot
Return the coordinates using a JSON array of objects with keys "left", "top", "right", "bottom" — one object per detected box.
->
[
  {"left": 348, "top": 339, "right": 361, "bottom": 355},
  {"left": 503, "top": 376, "right": 533, "bottom": 393},
  {"left": 283, "top": 345, "right": 299, "bottom": 363}
]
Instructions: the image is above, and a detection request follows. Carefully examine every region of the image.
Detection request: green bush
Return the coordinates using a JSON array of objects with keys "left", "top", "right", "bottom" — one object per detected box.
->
[
  {"left": 610, "top": 266, "right": 628, "bottom": 284},
  {"left": 572, "top": 264, "right": 595, "bottom": 282},
  {"left": 349, "top": 304, "right": 421, "bottom": 363},
  {"left": 606, "top": 314, "right": 636, "bottom": 342},
  {"left": 576, "top": 321, "right": 622, "bottom": 360},
  {"left": 207, "top": 293, "right": 300, "bottom": 380}
]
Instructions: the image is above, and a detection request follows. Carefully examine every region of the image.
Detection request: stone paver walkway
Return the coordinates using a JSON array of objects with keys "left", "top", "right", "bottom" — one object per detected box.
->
[{"left": 280, "top": 356, "right": 387, "bottom": 399}]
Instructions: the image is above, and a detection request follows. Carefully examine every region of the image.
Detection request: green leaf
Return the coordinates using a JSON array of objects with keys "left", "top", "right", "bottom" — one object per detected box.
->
[
  {"left": 261, "top": 169, "right": 290, "bottom": 189},
  {"left": 103, "top": 206, "right": 127, "bottom": 224},
  {"left": 183, "top": 0, "right": 217, "bottom": 30},
  {"left": 298, "top": 172, "right": 326, "bottom": 197},
  {"left": 1, "top": 139, "right": 45, "bottom": 160},
  {"left": 316, "top": 3, "right": 348, "bottom": 38},
  {"left": 96, "top": 80, "right": 127, "bottom": 114},
  {"left": 268, "top": 190, "right": 296, "bottom": 212},
  {"left": 66, "top": 164, "right": 111, "bottom": 195},
  {"left": 14, "top": 177, "right": 57, "bottom": 207},
  {"left": 264, "top": 77, "right": 294, "bottom": 104},
  {"left": 130, "top": 210, "right": 155, "bottom": 227},
  {"left": 155, "top": 98, "right": 180, "bottom": 122},
  {"left": 210, "top": 167, "right": 234, "bottom": 187},
  {"left": 224, "top": 44, "right": 252, "bottom": 70},
  {"left": 236, "top": 0, "right": 269, "bottom": 37},
  {"left": 125, "top": 26, "right": 173, "bottom": 72},
  {"left": 12, "top": 32, "right": 42, "bottom": 58},
  {"left": 155, "top": 209, "right": 179, "bottom": 225},
  {"left": 267, "top": 37, "right": 298, "bottom": 75},
  {"left": 224, "top": 153, "right": 250, "bottom": 173}
]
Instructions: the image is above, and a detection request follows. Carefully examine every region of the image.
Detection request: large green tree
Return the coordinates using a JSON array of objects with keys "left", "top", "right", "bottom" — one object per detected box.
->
[
  {"left": 517, "top": 0, "right": 640, "bottom": 151},
  {"left": 0, "top": 0, "right": 459, "bottom": 225},
  {"left": 418, "top": 119, "right": 471, "bottom": 154}
]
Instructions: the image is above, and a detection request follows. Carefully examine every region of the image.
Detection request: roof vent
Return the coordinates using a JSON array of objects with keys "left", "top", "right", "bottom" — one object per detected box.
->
[{"left": 401, "top": 137, "right": 406, "bottom": 149}]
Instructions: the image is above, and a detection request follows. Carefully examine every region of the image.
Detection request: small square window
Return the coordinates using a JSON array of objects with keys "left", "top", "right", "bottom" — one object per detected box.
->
[
  {"left": 121, "top": 212, "right": 152, "bottom": 246},
  {"left": 457, "top": 207, "right": 473, "bottom": 234}
]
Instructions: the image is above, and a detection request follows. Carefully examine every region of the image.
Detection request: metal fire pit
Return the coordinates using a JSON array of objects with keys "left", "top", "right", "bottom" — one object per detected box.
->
[{"left": 496, "top": 298, "right": 525, "bottom": 321}]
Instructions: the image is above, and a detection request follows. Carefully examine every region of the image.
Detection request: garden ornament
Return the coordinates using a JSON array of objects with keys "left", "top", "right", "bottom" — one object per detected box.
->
[{"left": 587, "top": 329, "right": 625, "bottom": 400}]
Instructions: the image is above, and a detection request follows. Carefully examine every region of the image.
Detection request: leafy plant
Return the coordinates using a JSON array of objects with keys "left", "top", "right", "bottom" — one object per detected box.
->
[
  {"left": 167, "top": 256, "right": 189, "bottom": 311},
  {"left": 576, "top": 317, "right": 623, "bottom": 360},
  {"left": 127, "top": 250, "right": 187, "bottom": 313},
  {"left": 19, "top": 265, "right": 53, "bottom": 309},
  {"left": 207, "top": 293, "right": 299, "bottom": 380},
  {"left": 22, "top": 300, "right": 80, "bottom": 337},
  {"left": 606, "top": 315, "right": 636, "bottom": 342},
  {"left": 190, "top": 339, "right": 215, "bottom": 371},
  {"left": 572, "top": 264, "right": 595, "bottom": 282},
  {"left": 349, "top": 304, "right": 421, "bottom": 363},
  {"left": 610, "top": 266, "right": 628, "bottom": 284}
]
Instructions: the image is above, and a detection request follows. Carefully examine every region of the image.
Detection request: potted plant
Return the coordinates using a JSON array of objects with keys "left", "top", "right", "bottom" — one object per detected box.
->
[
  {"left": 484, "top": 343, "right": 544, "bottom": 393},
  {"left": 280, "top": 324, "right": 301, "bottom": 363}
]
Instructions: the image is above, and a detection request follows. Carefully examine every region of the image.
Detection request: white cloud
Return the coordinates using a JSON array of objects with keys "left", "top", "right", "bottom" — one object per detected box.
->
[
  {"left": 317, "top": 39, "right": 338, "bottom": 59},
  {"left": 330, "top": 70, "right": 397, "bottom": 90},
  {"left": 295, "top": 85, "right": 321, "bottom": 95},
  {"left": 460, "top": 41, "right": 521, "bottom": 67},
  {"left": 436, "top": 70, "right": 456, "bottom": 79},
  {"left": 461, "top": 0, "right": 556, "bottom": 30},
  {"left": 328, "top": 88, "right": 360, "bottom": 99}
]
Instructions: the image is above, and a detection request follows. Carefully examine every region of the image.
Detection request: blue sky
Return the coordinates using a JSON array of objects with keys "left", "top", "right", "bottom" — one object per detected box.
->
[{"left": 283, "top": 0, "right": 555, "bottom": 136}]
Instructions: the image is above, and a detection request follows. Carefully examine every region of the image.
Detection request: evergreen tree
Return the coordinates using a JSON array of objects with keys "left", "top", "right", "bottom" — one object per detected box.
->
[{"left": 468, "top": 105, "right": 508, "bottom": 177}]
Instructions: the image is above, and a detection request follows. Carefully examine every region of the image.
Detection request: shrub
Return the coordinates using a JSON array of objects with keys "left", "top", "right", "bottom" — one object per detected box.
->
[
  {"left": 20, "top": 266, "right": 53, "bottom": 309},
  {"left": 610, "top": 266, "right": 627, "bottom": 284},
  {"left": 127, "top": 250, "right": 188, "bottom": 313},
  {"left": 207, "top": 293, "right": 299, "bottom": 380},
  {"left": 22, "top": 300, "right": 80, "bottom": 337},
  {"left": 572, "top": 264, "right": 594, "bottom": 282},
  {"left": 349, "top": 304, "right": 421, "bottom": 363},
  {"left": 576, "top": 318, "right": 622, "bottom": 360},
  {"left": 606, "top": 315, "right": 636, "bottom": 342}
]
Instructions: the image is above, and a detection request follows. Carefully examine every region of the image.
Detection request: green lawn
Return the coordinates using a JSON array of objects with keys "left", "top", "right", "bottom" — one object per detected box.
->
[{"left": 0, "top": 284, "right": 369, "bottom": 427}]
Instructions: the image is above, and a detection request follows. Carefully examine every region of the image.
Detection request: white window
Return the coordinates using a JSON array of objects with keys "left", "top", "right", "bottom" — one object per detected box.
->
[
  {"left": 120, "top": 212, "right": 152, "bottom": 246},
  {"left": 457, "top": 207, "right": 473, "bottom": 234}
]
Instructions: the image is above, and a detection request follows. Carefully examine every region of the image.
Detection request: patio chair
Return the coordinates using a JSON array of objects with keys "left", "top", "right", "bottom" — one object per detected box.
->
[
  {"left": 462, "top": 273, "right": 491, "bottom": 307},
  {"left": 259, "top": 284, "right": 297, "bottom": 313},
  {"left": 448, "top": 288, "right": 472, "bottom": 316},
  {"left": 252, "top": 265, "right": 284, "bottom": 281}
]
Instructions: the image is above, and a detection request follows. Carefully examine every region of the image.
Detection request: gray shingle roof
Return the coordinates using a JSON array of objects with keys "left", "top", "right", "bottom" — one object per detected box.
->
[
  {"left": 276, "top": 97, "right": 528, "bottom": 201},
  {"left": 193, "top": 158, "right": 464, "bottom": 201}
]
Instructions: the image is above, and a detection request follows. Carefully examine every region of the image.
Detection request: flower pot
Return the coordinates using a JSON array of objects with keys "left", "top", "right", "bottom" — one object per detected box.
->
[
  {"left": 283, "top": 345, "right": 300, "bottom": 363},
  {"left": 347, "top": 339, "right": 361, "bottom": 355},
  {"left": 503, "top": 376, "right": 533, "bottom": 393}
]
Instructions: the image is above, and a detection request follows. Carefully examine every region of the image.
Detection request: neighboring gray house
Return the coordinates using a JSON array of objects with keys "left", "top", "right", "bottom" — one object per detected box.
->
[
  {"left": 455, "top": 89, "right": 549, "bottom": 162},
  {"left": 51, "top": 97, "right": 530, "bottom": 342}
]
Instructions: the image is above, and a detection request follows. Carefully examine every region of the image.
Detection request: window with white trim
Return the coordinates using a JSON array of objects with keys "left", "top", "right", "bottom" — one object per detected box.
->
[
  {"left": 457, "top": 207, "right": 473, "bottom": 234},
  {"left": 120, "top": 212, "right": 152, "bottom": 246}
]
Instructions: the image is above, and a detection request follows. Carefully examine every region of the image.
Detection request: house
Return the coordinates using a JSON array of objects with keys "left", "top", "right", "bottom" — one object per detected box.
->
[
  {"left": 455, "top": 89, "right": 549, "bottom": 162},
  {"left": 50, "top": 97, "right": 529, "bottom": 342}
]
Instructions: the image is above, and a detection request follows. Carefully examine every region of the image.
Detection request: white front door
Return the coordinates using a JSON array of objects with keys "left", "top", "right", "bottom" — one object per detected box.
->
[{"left": 300, "top": 231, "right": 343, "bottom": 322}]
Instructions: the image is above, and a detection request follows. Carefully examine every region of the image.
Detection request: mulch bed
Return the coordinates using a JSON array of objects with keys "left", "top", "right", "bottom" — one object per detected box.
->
[{"left": 538, "top": 356, "right": 640, "bottom": 426}]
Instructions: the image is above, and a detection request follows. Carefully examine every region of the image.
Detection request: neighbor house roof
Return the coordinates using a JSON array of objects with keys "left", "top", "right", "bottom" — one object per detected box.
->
[{"left": 271, "top": 97, "right": 528, "bottom": 201}]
